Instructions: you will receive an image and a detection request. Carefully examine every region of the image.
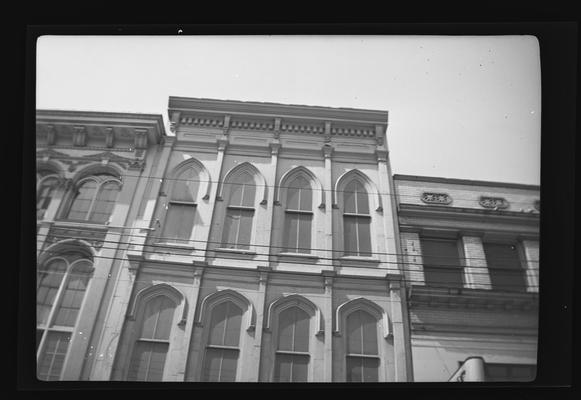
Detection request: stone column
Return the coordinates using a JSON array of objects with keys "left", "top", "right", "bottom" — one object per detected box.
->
[
  {"left": 521, "top": 239, "right": 539, "bottom": 293},
  {"left": 322, "top": 141, "right": 334, "bottom": 264},
  {"left": 461, "top": 235, "right": 491, "bottom": 290},
  {"left": 389, "top": 280, "right": 411, "bottom": 382},
  {"left": 322, "top": 271, "right": 334, "bottom": 381},
  {"left": 249, "top": 267, "right": 270, "bottom": 381},
  {"left": 399, "top": 231, "right": 425, "bottom": 285}
]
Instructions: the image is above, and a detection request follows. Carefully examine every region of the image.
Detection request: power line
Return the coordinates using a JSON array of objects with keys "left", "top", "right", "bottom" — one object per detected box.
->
[
  {"left": 35, "top": 242, "right": 540, "bottom": 289},
  {"left": 35, "top": 226, "right": 540, "bottom": 264}
]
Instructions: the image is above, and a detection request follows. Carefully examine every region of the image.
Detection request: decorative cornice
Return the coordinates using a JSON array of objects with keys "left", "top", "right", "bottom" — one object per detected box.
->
[
  {"left": 479, "top": 196, "right": 509, "bottom": 210},
  {"left": 421, "top": 192, "right": 453, "bottom": 205}
]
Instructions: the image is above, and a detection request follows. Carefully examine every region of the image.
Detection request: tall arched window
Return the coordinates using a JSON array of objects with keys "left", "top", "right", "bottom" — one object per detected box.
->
[
  {"left": 127, "top": 295, "right": 177, "bottom": 381},
  {"left": 37, "top": 252, "right": 93, "bottom": 381},
  {"left": 162, "top": 168, "right": 199, "bottom": 244},
  {"left": 37, "top": 171, "right": 60, "bottom": 219},
  {"left": 201, "top": 301, "right": 243, "bottom": 382},
  {"left": 283, "top": 176, "right": 313, "bottom": 253},
  {"left": 274, "top": 306, "right": 310, "bottom": 382},
  {"left": 343, "top": 180, "right": 372, "bottom": 256},
  {"left": 66, "top": 174, "right": 121, "bottom": 223},
  {"left": 221, "top": 172, "right": 256, "bottom": 250},
  {"left": 346, "top": 310, "right": 379, "bottom": 382}
]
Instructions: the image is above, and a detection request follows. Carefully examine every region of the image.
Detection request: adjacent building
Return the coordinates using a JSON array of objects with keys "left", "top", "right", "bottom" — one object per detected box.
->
[{"left": 35, "top": 97, "right": 540, "bottom": 383}]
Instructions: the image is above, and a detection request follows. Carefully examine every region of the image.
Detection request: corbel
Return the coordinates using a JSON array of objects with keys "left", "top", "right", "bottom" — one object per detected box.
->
[
  {"left": 222, "top": 115, "right": 231, "bottom": 135},
  {"left": 73, "top": 126, "right": 87, "bottom": 147},
  {"left": 169, "top": 111, "right": 181, "bottom": 133},
  {"left": 273, "top": 117, "right": 281, "bottom": 139},
  {"left": 46, "top": 125, "right": 57, "bottom": 145},
  {"left": 134, "top": 128, "right": 149, "bottom": 149},
  {"left": 322, "top": 143, "right": 333, "bottom": 159},
  {"left": 375, "top": 124, "right": 385, "bottom": 146},
  {"left": 105, "top": 127, "right": 115, "bottom": 148}
]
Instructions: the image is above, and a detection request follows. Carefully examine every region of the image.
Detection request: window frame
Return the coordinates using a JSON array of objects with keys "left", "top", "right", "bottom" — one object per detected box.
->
[
  {"left": 482, "top": 241, "right": 528, "bottom": 292},
  {"left": 220, "top": 171, "right": 257, "bottom": 251},
  {"left": 36, "top": 253, "right": 94, "bottom": 381},
  {"left": 36, "top": 173, "right": 61, "bottom": 220},
  {"left": 342, "top": 179, "right": 373, "bottom": 257},
  {"left": 419, "top": 236, "right": 465, "bottom": 289},
  {"left": 62, "top": 174, "right": 122, "bottom": 224},
  {"left": 283, "top": 175, "right": 314, "bottom": 254}
]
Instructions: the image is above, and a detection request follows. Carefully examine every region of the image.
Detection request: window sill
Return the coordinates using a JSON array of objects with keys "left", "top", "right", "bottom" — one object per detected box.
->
[
  {"left": 340, "top": 256, "right": 380, "bottom": 262},
  {"left": 277, "top": 252, "right": 319, "bottom": 260},
  {"left": 153, "top": 242, "right": 196, "bottom": 251},
  {"left": 214, "top": 247, "right": 257, "bottom": 256}
]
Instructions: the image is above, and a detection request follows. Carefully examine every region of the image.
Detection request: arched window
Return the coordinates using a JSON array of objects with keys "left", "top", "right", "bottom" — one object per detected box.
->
[
  {"left": 346, "top": 309, "right": 379, "bottom": 382},
  {"left": 37, "top": 252, "right": 93, "bottom": 381},
  {"left": 221, "top": 172, "right": 256, "bottom": 250},
  {"left": 162, "top": 167, "right": 199, "bottom": 244},
  {"left": 127, "top": 295, "right": 177, "bottom": 381},
  {"left": 37, "top": 171, "right": 60, "bottom": 219},
  {"left": 66, "top": 173, "right": 121, "bottom": 223},
  {"left": 283, "top": 176, "right": 313, "bottom": 253},
  {"left": 201, "top": 301, "right": 243, "bottom": 381},
  {"left": 343, "top": 180, "right": 372, "bottom": 256},
  {"left": 274, "top": 306, "right": 310, "bottom": 382}
]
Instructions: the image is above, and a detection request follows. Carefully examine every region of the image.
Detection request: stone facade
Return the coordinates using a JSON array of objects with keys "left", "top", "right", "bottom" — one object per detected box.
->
[{"left": 35, "top": 99, "right": 539, "bottom": 383}]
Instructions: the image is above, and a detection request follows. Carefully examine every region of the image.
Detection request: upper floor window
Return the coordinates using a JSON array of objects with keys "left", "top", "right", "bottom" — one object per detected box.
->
[
  {"left": 346, "top": 310, "right": 379, "bottom": 382},
  {"left": 343, "top": 180, "right": 372, "bottom": 257},
  {"left": 162, "top": 168, "right": 199, "bottom": 244},
  {"left": 201, "top": 301, "right": 243, "bottom": 382},
  {"left": 37, "top": 251, "right": 93, "bottom": 380},
  {"left": 37, "top": 171, "right": 59, "bottom": 219},
  {"left": 127, "top": 295, "right": 177, "bottom": 381},
  {"left": 483, "top": 243, "right": 527, "bottom": 292},
  {"left": 65, "top": 174, "right": 121, "bottom": 223},
  {"left": 420, "top": 238, "right": 464, "bottom": 288},
  {"left": 221, "top": 172, "right": 256, "bottom": 250},
  {"left": 283, "top": 176, "right": 313, "bottom": 253},
  {"left": 274, "top": 306, "right": 310, "bottom": 382}
]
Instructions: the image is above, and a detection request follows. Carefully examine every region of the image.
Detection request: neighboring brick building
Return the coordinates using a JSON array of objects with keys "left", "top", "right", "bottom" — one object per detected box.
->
[
  {"left": 394, "top": 175, "right": 540, "bottom": 382},
  {"left": 35, "top": 98, "right": 539, "bottom": 383}
]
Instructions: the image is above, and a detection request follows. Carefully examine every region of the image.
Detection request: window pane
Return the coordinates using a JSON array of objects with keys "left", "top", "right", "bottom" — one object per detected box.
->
[
  {"left": 53, "top": 266, "right": 91, "bottom": 327},
  {"left": 347, "top": 310, "right": 378, "bottom": 355},
  {"left": 127, "top": 341, "right": 169, "bottom": 381},
  {"left": 222, "top": 209, "right": 241, "bottom": 248},
  {"left": 140, "top": 296, "right": 176, "bottom": 341},
  {"left": 37, "top": 332, "right": 71, "bottom": 381},
  {"left": 202, "top": 348, "right": 239, "bottom": 382},
  {"left": 346, "top": 356, "right": 363, "bottom": 382},
  {"left": 284, "top": 213, "right": 299, "bottom": 253},
  {"left": 298, "top": 184, "right": 312, "bottom": 212},
  {"left": 90, "top": 181, "right": 120, "bottom": 223},
  {"left": 162, "top": 203, "right": 195, "bottom": 243},
  {"left": 344, "top": 182, "right": 357, "bottom": 213},
  {"left": 362, "top": 358, "right": 379, "bottom": 382},
  {"left": 37, "top": 259, "right": 67, "bottom": 326},
  {"left": 356, "top": 185, "right": 370, "bottom": 214},
  {"left": 421, "top": 239, "right": 461, "bottom": 267},
  {"left": 483, "top": 243, "right": 526, "bottom": 292},
  {"left": 172, "top": 168, "right": 198, "bottom": 202},
  {"left": 286, "top": 187, "right": 300, "bottom": 210},
  {"left": 297, "top": 214, "right": 312, "bottom": 253},
  {"left": 278, "top": 309, "right": 294, "bottom": 351},
  {"left": 274, "top": 354, "right": 309, "bottom": 382},
  {"left": 343, "top": 216, "right": 357, "bottom": 256},
  {"left": 37, "top": 177, "right": 59, "bottom": 213},
  {"left": 228, "top": 181, "right": 243, "bottom": 206},
  {"left": 356, "top": 217, "right": 372, "bottom": 257},
  {"left": 236, "top": 209, "right": 254, "bottom": 249},
  {"left": 278, "top": 307, "right": 310, "bottom": 352},
  {"left": 209, "top": 302, "right": 243, "bottom": 346},
  {"left": 239, "top": 173, "right": 256, "bottom": 207},
  {"left": 67, "top": 180, "right": 97, "bottom": 220}
]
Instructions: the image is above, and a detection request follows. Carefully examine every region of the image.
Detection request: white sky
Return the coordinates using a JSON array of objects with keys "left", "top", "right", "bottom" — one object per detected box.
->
[{"left": 36, "top": 35, "right": 541, "bottom": 185}]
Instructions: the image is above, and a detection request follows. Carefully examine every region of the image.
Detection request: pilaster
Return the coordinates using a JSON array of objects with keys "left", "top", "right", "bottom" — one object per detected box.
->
[
  {"left": 322, "top": 143, "right": 334, "bottom": 263},
  {"left": 322, "top": 271, "right": 334, "bottom": 381}
]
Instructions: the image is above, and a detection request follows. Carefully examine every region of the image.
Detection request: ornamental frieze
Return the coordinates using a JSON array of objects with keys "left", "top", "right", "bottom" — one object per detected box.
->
[
  {"left": 45, "top": 227, "right": 107, "bottom": 250},
  {"left": 479, "top": 196, "right": 509, "bottom": 209},
  {"left": 420, "top": 192, "right": 452, "bottom": 205}
]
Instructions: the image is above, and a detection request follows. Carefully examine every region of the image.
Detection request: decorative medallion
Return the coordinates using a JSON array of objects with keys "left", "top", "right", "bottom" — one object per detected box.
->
[
  {"left": 479, "top": 196, "right": 509, "bottom": 209},
  {"left": 421, "top": 192, "right": 452, "bottom": 205}
]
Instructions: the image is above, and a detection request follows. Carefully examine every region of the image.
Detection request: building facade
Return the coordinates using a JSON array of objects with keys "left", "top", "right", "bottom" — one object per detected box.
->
[
  {"left": 394, "top": 175, "right": 539, "bottom": 382},
  {"left": 35, "top": 97, "right": 539, "bottom": 383}
]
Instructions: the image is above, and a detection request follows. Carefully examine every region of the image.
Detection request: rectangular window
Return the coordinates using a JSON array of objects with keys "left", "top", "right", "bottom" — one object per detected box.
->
[
  {"left": 274, "top": 353, "right": 309, "bottom": 382},
  {"left": 202, "top": 348, "right": 239, "bottom": 382},
  {"left": 346, "top": 356, "right": 379, "bottom": 382},
  {"left": 37, "top": 332, "right": 71, "bottom": 381},
  {"left": 485, "top": 363, "right": 536, "bottom": 382},
  {"left": 126, "top": 341, "right": 169, "bottom": 381},
  {"left": 222, "top": 208, "right": 254, "bottom": 249},
  {"left": 162, "top": 203, "right": 196, "bottom": 244},
  {"left": 483, "top": 243, "right": 527, "bottom": 292},
  {"left": 421, "top": 238, "right": 464, "bottom": 288},
  {"left": 344, "top": 215, "right": 372, "bottom": 257},
  {"left": 284, "top": 212, "right": 312, "bottom": 253}
]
